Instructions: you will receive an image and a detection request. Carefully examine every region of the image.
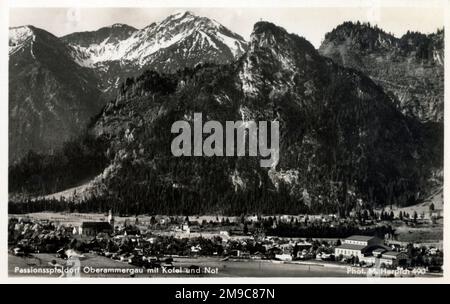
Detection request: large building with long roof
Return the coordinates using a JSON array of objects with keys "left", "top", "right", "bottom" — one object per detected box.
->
[{"left": 335, "top": 235, "right": 389, "bottom": 259}]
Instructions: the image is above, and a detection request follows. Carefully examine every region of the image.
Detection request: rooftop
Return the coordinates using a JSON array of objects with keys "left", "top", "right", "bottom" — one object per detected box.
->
[
  {"left": 345, "top": 235, "right": 377, "bottom": 242},
  {"left": 336, "top": 244, "right": 367, "bottom": 251},
  {"left": 382, "top": 251, "right": 405, "bottom": 258},
  {"left": 372, "top": 248, "right": 387, "bottom": 253},
  {"left": 80, "top": 222, "right": 112, "bottom": 229}
]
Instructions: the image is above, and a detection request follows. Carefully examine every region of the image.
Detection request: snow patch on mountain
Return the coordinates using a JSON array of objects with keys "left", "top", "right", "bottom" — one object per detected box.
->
[
  {"left": 9, "top": 26, "right": 34, "bottom": 55},
  {"left": 216, "top": 32, "right": 246, "bottom": 57}
]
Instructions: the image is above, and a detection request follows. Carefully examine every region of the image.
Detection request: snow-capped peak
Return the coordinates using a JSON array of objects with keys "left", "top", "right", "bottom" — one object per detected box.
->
[
  {"left": 167, "top": 10, "right": 195, "bottom": 20},
  {"left": 9, "top": 26, "right": 34, "bottom": 55},
  {"left": 111, "top": 23, "right": 128, "bottom": 28},
  {"left": 66, "top": 12, "right": 248, "bottom": 68}
]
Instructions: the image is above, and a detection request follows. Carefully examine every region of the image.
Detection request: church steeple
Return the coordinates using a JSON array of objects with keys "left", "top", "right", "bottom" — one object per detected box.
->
[{"left": 108, "top": 209, "right": 115, "bottom": 227}]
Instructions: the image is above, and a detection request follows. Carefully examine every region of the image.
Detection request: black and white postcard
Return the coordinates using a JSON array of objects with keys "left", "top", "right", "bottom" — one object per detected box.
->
[{"left": 1, "top": 0, "right": 448, "bottom": 284}]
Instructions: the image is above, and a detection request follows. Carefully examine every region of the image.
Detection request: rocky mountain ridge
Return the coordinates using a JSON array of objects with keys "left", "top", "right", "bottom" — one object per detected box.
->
[{"left": 319, "top": 21, "right": 444, "bottom": 122}]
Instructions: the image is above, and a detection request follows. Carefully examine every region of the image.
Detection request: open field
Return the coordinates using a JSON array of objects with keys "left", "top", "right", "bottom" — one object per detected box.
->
[
  {"left": 393, "top": 220, "right": 443, "bottom": 243},
  {"left": 6, "top": 254, "right": 362, "bottom": 278},
  {"left": 9, "top": 254, "right": 441, "bottom": 278},
  {"left": 9, "top": 253, "right": 139, "bottom": 278},
  {"left": 10, "top": 212, "right": 138, "bottom": 227},
  {"left": 8, "top": 212, "right": 242, "bottom": 227},
  {"left": 42, "top": 181, "right": 94, "bottom": 201},
  {"left": 10, "top": 210, "right": 443, "bottom": 245},
  {"left": 10, "top": 253, "right": 358, "bottom": 278},
  {"left": 377, "top": 187, "right": 443, "bottom": 220}
]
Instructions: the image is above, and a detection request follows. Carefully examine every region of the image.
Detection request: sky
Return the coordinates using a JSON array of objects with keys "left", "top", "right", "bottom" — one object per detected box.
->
[{"left": 9, "top": 6, "right": 444, "bottom": 48}]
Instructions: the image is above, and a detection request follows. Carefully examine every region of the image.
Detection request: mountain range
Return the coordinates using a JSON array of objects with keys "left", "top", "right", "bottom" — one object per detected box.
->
[
  {"left": 9, "top": 11, "right": 248, "bottom": 162},
  {"left": 62, "top": 11, "right": 247, "bottom": 95},
  {"left": 9, "top": 15, "right": 444, "bottom": 215},
  {"left": 9, "top": 13, "right": 444, "bottom": 215}
]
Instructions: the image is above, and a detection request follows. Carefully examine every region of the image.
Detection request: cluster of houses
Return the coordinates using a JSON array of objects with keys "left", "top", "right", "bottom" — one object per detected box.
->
[
  {"left": 268, "top": 235, "right": 410, "bottom": 267},
  {"left": 9, "top": 209, "right": 442, "bottom": 272},
  {"left": 67, "top": 207, "right": 441, "bottom": 241}
]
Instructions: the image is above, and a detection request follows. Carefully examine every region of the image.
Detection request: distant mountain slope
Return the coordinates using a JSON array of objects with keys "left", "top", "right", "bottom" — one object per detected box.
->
[
  {"left": 9, "top": 26, "right": 104, "bottom": 162},
  {"left": 319, "top": 21, "right": 444, "bottom": 122},
  {"left": 62, "top": 11, "right": 248, "bottom": 95},
  {"left": 61, "top": 23, "right": 138, "bottom": 67}
]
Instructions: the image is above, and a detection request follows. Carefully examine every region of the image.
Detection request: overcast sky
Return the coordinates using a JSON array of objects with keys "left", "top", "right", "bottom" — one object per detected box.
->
[{"left": 9, "top": 7, "right": 444, "bottom": 48}]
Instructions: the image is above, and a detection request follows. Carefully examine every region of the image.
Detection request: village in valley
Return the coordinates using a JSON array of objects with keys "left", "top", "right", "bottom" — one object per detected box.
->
[{"left": 8, "top": 199, "right": 444, "bottom": 277}]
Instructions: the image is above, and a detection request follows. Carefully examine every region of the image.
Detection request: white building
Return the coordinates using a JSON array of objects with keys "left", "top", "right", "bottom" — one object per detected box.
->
[
  {"left": 379, "top": 251, "right": 409, "bottom": 267},
  {"left": 335, "top": 235, "right": 388, "bottom": 260},
  {"left": 275, "top": 253, "right": 293, "bottom": 261}
]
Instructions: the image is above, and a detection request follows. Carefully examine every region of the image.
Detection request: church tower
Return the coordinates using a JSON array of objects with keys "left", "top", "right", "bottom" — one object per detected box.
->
[{"left": 108, "top": 209, "right": 115, "bottom": 228}]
